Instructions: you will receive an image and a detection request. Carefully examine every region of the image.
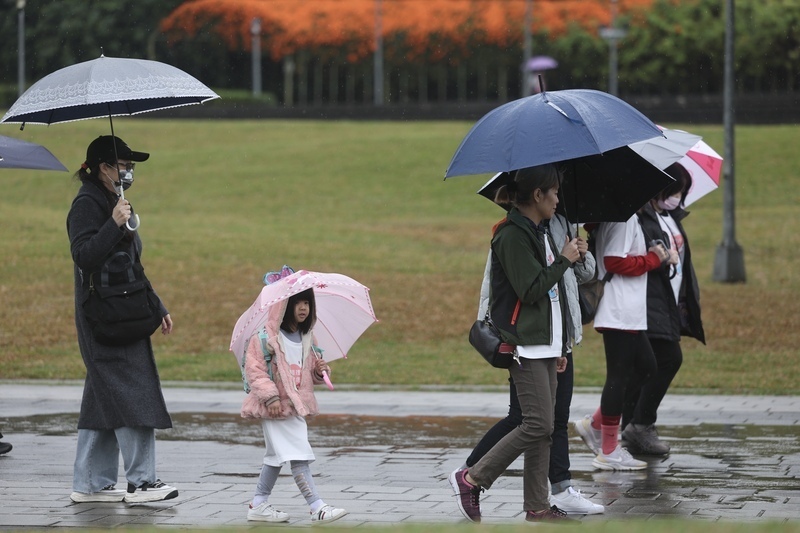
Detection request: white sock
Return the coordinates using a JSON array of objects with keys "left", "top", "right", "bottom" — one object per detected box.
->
[
  {"left": 310, "top": 499, "right": 326, "bottom": 514},
  {"left": 252, "top": 495, "right": 269, "bottom": 507}
]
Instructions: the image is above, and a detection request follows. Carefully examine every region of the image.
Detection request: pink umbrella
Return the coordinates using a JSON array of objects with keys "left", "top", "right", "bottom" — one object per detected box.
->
[
  {"left": 681, "top": 140, "right": 722, "bottom": 207},
  {"left": 230, "top": 269, "right": 378, "bottom": 390}
]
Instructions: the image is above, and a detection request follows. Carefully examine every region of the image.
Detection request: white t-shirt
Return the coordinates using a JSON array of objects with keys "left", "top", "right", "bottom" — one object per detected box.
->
[
  {"left": 280, "top": 329, "right": 304, "bottom": 389},
  {"left": 516, "top": 235, "right": 563, "bottom": 359},
  {"left": 657, "top": 212, "right": 684, "bottom": 303},
  {"left": 593, "top": 216, "right": 649, "bottom": 330}
]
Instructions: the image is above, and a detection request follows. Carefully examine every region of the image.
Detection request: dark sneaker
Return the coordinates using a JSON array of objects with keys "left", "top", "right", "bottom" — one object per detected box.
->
[
  {"left": 70, "top": 485, "right": 126, "bottom": 503},
  {"left": 449, "top": 468, "right": 482, "bottom": 522},
  {"left": 525, "top": 505, "right": 577, "bottom": 522},
  {"left": 124, "top": 480, "right": 178, "bottom": 503},
  {"left": 622, "top": 423, "right": 670, "bottom": 456},
  {"left": 0, "top": 441, "right": 11, "bottom": 455}
]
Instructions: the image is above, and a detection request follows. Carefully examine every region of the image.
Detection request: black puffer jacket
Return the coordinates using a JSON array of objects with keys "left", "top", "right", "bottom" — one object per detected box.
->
[{"left": 638, "top": 203, "right": 705, "bottom": 344}]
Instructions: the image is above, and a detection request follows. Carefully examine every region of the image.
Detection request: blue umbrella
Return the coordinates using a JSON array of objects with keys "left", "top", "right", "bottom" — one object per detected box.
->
[
  {"left": 0, "top": 135, "right": 67, "bottom": 172},
  {"left": 445, "top": 88, "right": 673, "bottom": 223},
  {"left": 444, "top": 88, "right": 663, "bottom": 178}
]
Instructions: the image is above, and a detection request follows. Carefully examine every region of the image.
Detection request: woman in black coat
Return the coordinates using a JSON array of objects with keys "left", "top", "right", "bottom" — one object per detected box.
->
[
  {"left": 622, "top": 162, "right": 705, "bottom": 455},
  {"left": 66, "top": 135, "right": 178, "bottom": 504}
]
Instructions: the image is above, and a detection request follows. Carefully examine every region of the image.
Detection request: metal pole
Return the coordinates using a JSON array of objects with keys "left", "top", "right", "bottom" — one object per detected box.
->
[
  {"left": 713, "top": 0, "right": 746, "bottom": 282},
  {"left": 373, "top": 0, "right": 384, "bottom": 106},
  {"left": 608, "top": 0, "right": 618, "bottom": 96},
  {"left": 522, "top": 0, "right": 533, "bottom": 96},
  {"left": 17, "top": 0, "right": 26, "bottom": 97},
  {"left": 251, "top": 18, "right": 262, "bottom": 98}
]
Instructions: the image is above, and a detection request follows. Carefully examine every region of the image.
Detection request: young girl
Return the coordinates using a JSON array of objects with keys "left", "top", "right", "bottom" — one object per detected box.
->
[{"left": 241, "top": 288, "right": 347, "bottom": 523}]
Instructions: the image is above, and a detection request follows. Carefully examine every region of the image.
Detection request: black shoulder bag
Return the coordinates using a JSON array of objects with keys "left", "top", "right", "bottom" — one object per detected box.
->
[
  {"left": 82, "top": 250, "right": 163, "bottom": 346},
  {"left": 469, "top": 312, "right": 516, "bottom": 369}
]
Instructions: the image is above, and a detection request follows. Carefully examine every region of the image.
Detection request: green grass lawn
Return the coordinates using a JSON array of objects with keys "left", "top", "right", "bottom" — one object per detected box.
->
[{"left": 1, "top": 119, "right": 798, "bottom": 393}]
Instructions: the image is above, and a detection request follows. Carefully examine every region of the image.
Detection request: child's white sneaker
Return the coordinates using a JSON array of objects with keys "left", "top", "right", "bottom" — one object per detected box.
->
[
  {"left": 311, "top": 504, "right": 348, "bottom": 523},
  {"left": 247, "top": 501, "right": 290, "bottom": 522}
]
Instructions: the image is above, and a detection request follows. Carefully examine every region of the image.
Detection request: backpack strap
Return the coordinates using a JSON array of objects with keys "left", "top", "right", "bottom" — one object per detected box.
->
[{"left": 258, "top": 330, "right": 275, "bottom": 382}]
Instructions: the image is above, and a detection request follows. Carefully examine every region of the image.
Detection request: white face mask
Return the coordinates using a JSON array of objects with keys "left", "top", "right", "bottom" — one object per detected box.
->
[{"left": 657, "top": 196, "right": 681, "bottom": 211}]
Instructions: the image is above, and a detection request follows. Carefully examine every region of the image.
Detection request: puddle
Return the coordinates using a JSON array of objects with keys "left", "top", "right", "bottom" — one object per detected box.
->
[{"left": 2, "top": 412, "right": 798, "bottom": 497}]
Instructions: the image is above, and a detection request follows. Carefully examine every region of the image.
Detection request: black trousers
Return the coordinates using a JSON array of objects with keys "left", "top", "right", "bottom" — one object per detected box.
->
[
  {"left": 622, "top": 337, "right": 683, "bottom": 429},
  {"left": 466, "top": 352, "right": 574, "bottom": 486},
  {"left": 600, "top": 329, "right": 657, "bottom": 419}
]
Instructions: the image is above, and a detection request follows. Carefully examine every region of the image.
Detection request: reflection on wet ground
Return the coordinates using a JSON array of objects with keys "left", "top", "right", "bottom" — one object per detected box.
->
[{"left": 4, "top": 412, "right": 799, "bottom": 495}]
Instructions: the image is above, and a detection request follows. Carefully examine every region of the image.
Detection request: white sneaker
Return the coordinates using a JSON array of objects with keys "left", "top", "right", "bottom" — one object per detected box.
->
[
  {"left": 123, "top": 480, "right": 179, "bottom": 503},
  {"left": 70, "top": 485, "right": 126, "bottom": 503},
  {"left": 549, "top": 486, "right": 604, "bottom": 515},
  {"left": 592, "top": 446, "right": 647, "bottom": 471},
  {"left": 573, "top": 415, "right": 602, "bottom": 455},
  {"left": 247, "top": 502, "right": 290, "bottom": 522},
  {"left": 311, "top": 504, "right": 348, "bottom": 523}
]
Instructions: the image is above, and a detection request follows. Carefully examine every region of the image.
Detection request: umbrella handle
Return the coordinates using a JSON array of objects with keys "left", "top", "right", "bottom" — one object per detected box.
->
[
  {"left": 126, "top": 212, "right": 141, "bottom": 232},
  {"left": 322, "top": 370, "right": 334, "bottom": 391}
]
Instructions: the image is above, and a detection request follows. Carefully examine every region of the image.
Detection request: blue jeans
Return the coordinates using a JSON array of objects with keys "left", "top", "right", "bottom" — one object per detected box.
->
[{"left": 72, "top": 427, "right": 156, "bottom": 493}]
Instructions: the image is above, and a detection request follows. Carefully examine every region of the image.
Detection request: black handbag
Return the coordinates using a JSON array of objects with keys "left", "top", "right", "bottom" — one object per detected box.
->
[
  {"left": 577, "top": 272, "right": 613, "bottom": 325},
  {"left": 468, "top": 313, "right": 516, "bottom": 369},
  {"left": 82, "top": 251, "right": 163, "bottom": 346}
]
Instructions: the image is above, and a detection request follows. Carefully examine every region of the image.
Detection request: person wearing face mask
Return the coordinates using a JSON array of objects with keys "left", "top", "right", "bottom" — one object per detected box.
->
[
  {"left": 619, "top": 162, "right": 705, "bottom": 455},
  {"left": 66, "top": 135, "right": 178, "bottom": 504}
]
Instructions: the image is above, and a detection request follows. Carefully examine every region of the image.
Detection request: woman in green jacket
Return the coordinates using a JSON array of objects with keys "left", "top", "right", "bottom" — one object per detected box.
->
[{"left": 450, "top": 164, "right": 580, "bottom": 523}]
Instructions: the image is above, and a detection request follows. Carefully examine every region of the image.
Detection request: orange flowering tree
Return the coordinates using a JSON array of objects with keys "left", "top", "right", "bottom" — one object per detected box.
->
[
  {"left": 162, "top": 0, "right": 653, "bottom": 60},
  {"left": 160, "top": 0, "right": 656, "bottom": 102}
]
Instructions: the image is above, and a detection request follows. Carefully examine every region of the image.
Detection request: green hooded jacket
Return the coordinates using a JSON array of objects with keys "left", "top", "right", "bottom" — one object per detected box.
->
[{"left": 489, "top": 208, "right": 571, "bottom": 347}]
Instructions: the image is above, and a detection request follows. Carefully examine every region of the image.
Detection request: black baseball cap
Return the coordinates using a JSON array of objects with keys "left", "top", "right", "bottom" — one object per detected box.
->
[{"left": 85, "top": 135, "right": 149, "bottom": 167}]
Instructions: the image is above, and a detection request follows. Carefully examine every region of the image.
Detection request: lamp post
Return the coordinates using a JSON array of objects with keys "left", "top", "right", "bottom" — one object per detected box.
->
[
  {"left": 712, "top": 0, "right": 746, "bottom": 282},
  {"left": 373, "top": 0, "right": 384, "bottom": 106},
  {"left": 599, "top": 0, "right": 626, "bottom": 96},
  {"left": 17, "top": 0, "right": 26, "bottom": 97},
  {"left": 251, "top": 18, "right": 262, "bottom": 98},
  {"left": 522, "top": 0, "right": 533, "bottom": 97}
]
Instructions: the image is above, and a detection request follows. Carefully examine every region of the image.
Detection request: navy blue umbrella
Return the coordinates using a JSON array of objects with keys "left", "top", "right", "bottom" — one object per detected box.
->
[
  {"left": 448, "top": 88, "right": 673, "bottom": 223},
  {"left": 0, "top": 135, "right": 67, "bottom": 172},
  {"left": 444, "top": 88, "right": 663, "bottom": 178}
]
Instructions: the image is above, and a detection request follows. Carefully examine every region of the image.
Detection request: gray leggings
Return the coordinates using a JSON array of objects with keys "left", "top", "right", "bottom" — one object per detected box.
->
[{"left": 255, "top": 460, "right": 320, "bottom": 505}]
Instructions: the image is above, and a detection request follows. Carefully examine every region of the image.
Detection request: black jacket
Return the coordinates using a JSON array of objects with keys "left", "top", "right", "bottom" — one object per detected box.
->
[{"left": 638, "top": 203, "right": 705, "bottom": 344}]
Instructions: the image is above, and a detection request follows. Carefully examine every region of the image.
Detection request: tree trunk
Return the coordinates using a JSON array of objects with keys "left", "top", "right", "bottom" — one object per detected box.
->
[
  {"left": 419, "top": 64, "right": 428, "bottom": 104},
  {"left": 457, "top": 62, "right": 467, "bottom": 102},
  {"left": 314, "top": 60, "right": 324, "bottom": 104},
  {"left": 437, "top": 64, "right": 447, "bottom": 102},
  {"left": 498, "top": 66, "right": 508, "bottom": 102}
]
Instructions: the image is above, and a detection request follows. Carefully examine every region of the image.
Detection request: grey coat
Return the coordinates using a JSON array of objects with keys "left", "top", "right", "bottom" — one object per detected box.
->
[
  {"left": 67, "top": 180, "right": 172, "bottom": 430},
  {"left": 478, "top": 214, "right": 596, "bottom": 346}
]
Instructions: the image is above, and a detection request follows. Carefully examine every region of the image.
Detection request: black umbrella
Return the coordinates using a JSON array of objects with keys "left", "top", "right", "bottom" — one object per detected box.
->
[{"left": 477, "top": 146, "right": 674, "bottom": 224}]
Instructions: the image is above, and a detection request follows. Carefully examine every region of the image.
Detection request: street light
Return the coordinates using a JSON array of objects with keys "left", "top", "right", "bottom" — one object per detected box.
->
[
  {"left": 374, "top": 0, "right": 384, "bottom": 106},
  {"left": 17, "top": 0, "right": 26, "bottom": 97},
  {"left": 251, "top": 18, "right": 262, "bottom": 98},
  {"left": 522, "top": 0, "right": 533, "bottom": 97},
  {"left": 712, "top": 0, "right": 746, "bottom": 282},
  {"left": 599, "top": 0, "right": 626, "bottom": 96}
]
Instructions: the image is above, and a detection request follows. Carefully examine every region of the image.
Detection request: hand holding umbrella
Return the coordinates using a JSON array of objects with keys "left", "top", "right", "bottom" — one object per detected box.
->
[{"left": 312, "top": 347, "right": 335, "bottom": 391}]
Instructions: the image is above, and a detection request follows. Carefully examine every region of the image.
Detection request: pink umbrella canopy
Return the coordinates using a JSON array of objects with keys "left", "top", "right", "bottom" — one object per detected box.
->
[
  {"left": 525, "top": 55, "right": 558, "bottom": 72},
  {"left": 230, "top": 269, "right": 378, "bottom": 369},
  {"left": 681, "top": 140, "right": 722, "bottom": 207}
]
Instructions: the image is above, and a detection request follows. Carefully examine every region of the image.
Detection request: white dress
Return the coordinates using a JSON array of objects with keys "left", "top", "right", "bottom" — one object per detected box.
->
[{"left": 260, "top": 330, "right": 315, "bottom": 466}]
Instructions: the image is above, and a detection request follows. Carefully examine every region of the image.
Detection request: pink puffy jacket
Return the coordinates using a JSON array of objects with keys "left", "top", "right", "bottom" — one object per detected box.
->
[{"left": 240, "top": 299, "right": 326, "bottom": 420}]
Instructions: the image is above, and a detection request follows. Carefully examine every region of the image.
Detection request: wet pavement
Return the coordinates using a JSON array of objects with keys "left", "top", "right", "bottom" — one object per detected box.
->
[{"left": 1, "top": 381, "right": 799, "bottom": 528}]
